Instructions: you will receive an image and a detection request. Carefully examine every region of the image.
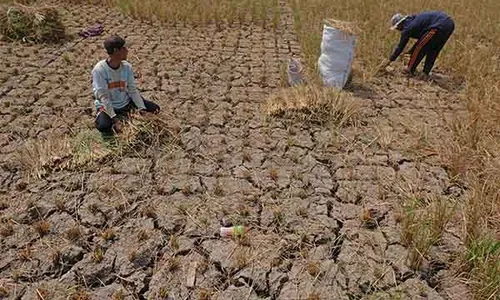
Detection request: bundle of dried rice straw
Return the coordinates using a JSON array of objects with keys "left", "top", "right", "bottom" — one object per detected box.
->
[
  {"left": 263, "top": 85, "right": 359, "bottom": 127},
  {"left": 324, "top": 18, "right": 360, "bottom": 35},
  {"left": 118, "top": 113, "right": 178, "bottom": 154},
  {"left": 0, "top": 3, "right": 65, "bottom": 43}
]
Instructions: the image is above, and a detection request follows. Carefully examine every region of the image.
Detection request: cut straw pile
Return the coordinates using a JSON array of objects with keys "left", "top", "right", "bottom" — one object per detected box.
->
[
  {"left": 263, "top": 85, "right": 359, "bottom": 127},
  {"left": 324, "top": 18, "right": 359, "bottom": 35},
  {"left": 118, "top": 113, "right": 178, "bottom": 154},
  {"left": 0, "top": 3, "right": 65, "bottom": 43},
  {"left": 15, "top": 113, "right": 177, "bottom": 179}
]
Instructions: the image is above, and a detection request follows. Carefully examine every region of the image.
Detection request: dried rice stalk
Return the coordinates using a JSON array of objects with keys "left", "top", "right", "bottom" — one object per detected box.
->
[
  {"left": 0, "top": 3, "right": 65, "bottom": 43},
  {"left": 324, "top": 18, "right": 359, "bottom": 35},
  {"left": 263, "top": 85, "right": 359, "bottom": 127}
]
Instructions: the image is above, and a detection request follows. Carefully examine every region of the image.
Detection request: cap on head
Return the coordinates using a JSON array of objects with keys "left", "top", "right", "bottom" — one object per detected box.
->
[
  {"left": 390, "top": 13, "right": 407, "bottom": 30},
  {"left": 104, "top": 35, "right": 126, "bottom": 55}
]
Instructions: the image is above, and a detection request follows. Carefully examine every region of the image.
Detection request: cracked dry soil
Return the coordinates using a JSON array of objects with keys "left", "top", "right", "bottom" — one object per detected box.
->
[{"left": 0, "top": 1, "right": 471, "bottom": 300}]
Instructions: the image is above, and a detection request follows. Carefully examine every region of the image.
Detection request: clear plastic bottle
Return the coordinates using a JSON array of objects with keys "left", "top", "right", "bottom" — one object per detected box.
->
[
  {"left": 220, "top": 225, "right": 249, "bottom": 238},
  {"left": 287, "top": 58, "right": 304, "bottom": 86}
]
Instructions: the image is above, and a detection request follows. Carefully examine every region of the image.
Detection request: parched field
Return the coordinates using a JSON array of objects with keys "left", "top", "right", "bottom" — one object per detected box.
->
[{"left": 0, "top": 0, "right": 497, "bottom": 299}]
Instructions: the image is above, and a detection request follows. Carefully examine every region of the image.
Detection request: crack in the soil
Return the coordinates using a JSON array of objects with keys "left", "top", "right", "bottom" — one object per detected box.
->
[
  {"left": 111, "top": 203, "right": 141, "bottom": 227},
  {"left": 149, "top": 156, "right": 157, "bottom": 183},
  {"left": 198, "top": 176, "right": 208, "bottom": 192},
  {"left": 419, "top": 259, "right": 447, "bottom": 289},
  {"left": 49, "top": 247, "right": 86, "bottom": 279},
  {"left": 345, "top": 260, "right": 420, "bottom": 299},
  {"left": 326, "top": 200, "right": 333, "bottom": 217},
  {"left": 387, "top": 262, "right": 415, "bottom": 284},
  {"left": 134, "top": 244, "right": 163, "bottom": 300},
  {"left": 0, "top": 86, "right": 14, "bottom": 99},
  {"left": 256, "top": 200, "right": 263, "bottom": 227},
  {"left": 193, "top": 239, "right": 210, "bottom": 259},
  {"left": 271, "top": 274, "right": 289, "bottom": 300},
  {"left": 137, "top": 274, "right": 152, "bottom": 300},
  {"left": 330, "top": 219, "right": 345, "bottom": 262},
  {"left": 0, "top": 171, "right": 15, "bottom": 188},
  {"left": 239, "top": 273, "right": 271, "bottom": 298},
  {"left": 158, "top": 220, "right": 186, "bottom": 238}
]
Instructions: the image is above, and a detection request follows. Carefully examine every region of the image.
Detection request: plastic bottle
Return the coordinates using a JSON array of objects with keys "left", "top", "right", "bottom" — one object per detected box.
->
[
  {"left": 220, "top": 225, "right": 249, "bottom": 238},
  {"left": 287, "top": 58, "right": 304, "bottom": 86}
]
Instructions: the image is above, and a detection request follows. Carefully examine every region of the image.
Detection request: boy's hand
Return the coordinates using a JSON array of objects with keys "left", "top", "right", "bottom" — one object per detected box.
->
[
  {"left": 134, "top": 109, "right": 153, "bottom": 117},
  {"left": 112, "top": 119, "right": 123, "bottom": 133},
  {"left": 129, "top": 109, "right": 150, "bottom": 122}
]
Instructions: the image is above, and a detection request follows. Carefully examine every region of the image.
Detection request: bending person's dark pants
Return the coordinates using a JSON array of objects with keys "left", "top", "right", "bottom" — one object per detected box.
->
[
  {"left": 407, "top": 19, "right": 455, "bottom": 75},
  {"left": 95, "top": 98, "right": 160, "bottom": 134}
]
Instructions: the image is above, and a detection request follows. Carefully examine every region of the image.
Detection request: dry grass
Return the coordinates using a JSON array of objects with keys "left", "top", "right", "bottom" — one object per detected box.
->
[
  {"left": 0, "top": 201, "right": 8, "bottom": 210},
  {"left": 117, "top": 113, "right": 178, "bottom": 153},
  {"left": 213, "top": 180, "right": 225, "bottom": 197},
  {"left": 465, "top": 237, "right": 500, "bottom": 299},
  {"left": 108, "top": 0, "right": 280, "bottom": 29},
  {"left": 33, "top": 220, "right": 51, "bottom": 237},
  {"left": 234, "top": 248, "right": 248, "bottom": 269},
  {"left": 101, "top": 228, "right": 116, "bottom": 241},
  {"left": 167, "top": 256, "right": 180, "bottom": 273},
  {"left": 0, "top": 287, "right": 8, "bottom": 297},
  {"left": 360, "top": 208, "right": 378, "bottom": 230},
  {"left": 169, "top": 234, "right": 179, "bottom": 251},
  {"left": 66, "top": 225, "right": 82, "bottom": 242},
  {"left": 14, "top": 129, "right": 110, "bottom": 179},
  {"left": 54, "top": 198, "right": 66, "bottom": 212},
  {"left": 323, "top": 18, "right": 359, "bottom": 35},
  {"left": 0, "top": 3, "right": 66, "bottom": 43},
  {"left": 141, "top": 205, "right": 157, "bottom": 219},
  {"left": 36, "top": 288, "right": 49, "bottom": 300},
  {"left": 127, "top": 250, "right": 137, "bottom": 262},
  {"left": 91, "top": 247, "right": 104, "bottom": 263},
  {"left": 269, "top": 168, "right": 278, "bottom": 181},
  {"left": 307, "top": 293, "right": 321, "bottom": 300},
  {"left": 0, "top": 221, "right": 14, "bottom": 237},
  {"left": 14, "top": 135, "right": 73, "bottom": 179},
  {"left": 51, "top": 249, "right": 61, "bottom": 266},
  {"left": 400, "top": 195, "right": 456, "bottom": 270},
  {"left": 112, "top": 289, "right": 125, "bottom": 300},
  {"left": 264, "top": 84, "right": 359, "bottom": 127},
  {"left": 306, "top": 261, "right": 321, "bottom": 277},
  {"left": 15, "top": 114, "right": 177, "bottom": 180},
  {"left": 158, "top": 287, "right": 170, "bottom": 299},
  {"left": 18, "top": 247, "right": 32, "bottom": 261},
  {"left": 198, "top": 288, "right": 213, "bottom": 300},
  {"left": 137, "top": 229, "right": 148, "bottom": 241},
  {"left": 70, "top": 289, "right": 91, "bottom": 300}
]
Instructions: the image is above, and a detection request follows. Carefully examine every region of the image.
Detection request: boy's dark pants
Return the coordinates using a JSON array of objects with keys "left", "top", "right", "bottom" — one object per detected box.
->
[{"left": 95, "top": 98, "right": 160, "bottom": 135}]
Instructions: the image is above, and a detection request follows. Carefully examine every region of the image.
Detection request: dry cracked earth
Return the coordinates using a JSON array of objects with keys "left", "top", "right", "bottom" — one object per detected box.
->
[{"left": 0, "top": 1, "right": 471, "bottom": 300}]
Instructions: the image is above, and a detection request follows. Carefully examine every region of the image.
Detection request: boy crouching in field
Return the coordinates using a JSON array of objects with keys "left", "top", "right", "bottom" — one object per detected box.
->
[{"left": 92, "top": 35, "right": 160, "bottom": 136}]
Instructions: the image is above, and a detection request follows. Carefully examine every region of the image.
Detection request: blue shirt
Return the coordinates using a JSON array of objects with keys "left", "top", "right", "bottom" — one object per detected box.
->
[{"left": 390, "top": 11, "right": 453, "bottom": 61}]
